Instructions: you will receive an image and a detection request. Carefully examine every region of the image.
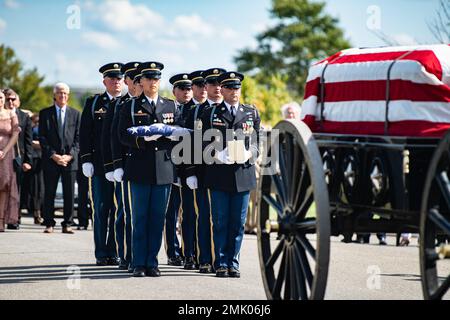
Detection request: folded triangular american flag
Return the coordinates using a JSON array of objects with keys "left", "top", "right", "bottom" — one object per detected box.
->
[{"left": 127, "top": 123, "right": 192, "bottom": 137}]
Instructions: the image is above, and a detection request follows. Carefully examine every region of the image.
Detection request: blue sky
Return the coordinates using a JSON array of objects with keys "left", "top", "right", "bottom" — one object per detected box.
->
[{"left": 0, "top": 0, "right": 442, "bottom": 89}]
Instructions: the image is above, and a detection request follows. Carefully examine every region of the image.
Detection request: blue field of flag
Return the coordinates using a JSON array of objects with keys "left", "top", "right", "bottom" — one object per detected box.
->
[{"left": 127, "top": 123, "right": 192, "bottom": 137}]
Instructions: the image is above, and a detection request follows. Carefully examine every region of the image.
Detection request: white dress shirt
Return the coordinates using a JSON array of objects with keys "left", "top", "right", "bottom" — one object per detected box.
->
[
  {"left": 224, "top": 101, "right": 238, "bottom": 116},
  {"left": 145, "top": 95, "right": 159, "bottom": 106},
  {"left": 55, "top": 104, "right": 67, "bottom": 126},
  {"left": 207, "top": 98, "right": 222, "bottom": 106}
]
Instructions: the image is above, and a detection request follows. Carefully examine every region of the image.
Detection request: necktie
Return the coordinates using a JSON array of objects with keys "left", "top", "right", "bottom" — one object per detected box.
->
[
  {"left": 231, "top": 106, "right": 236, "bottom": 122},
  {"left": 58, "top": 108, "right": 64, "bottom": 140},
  {"left": 57, "top": 108, "right": 65, "bottom": 150},
  {"left": 150, "top": 100, "right": 156, "bottom": 113}
]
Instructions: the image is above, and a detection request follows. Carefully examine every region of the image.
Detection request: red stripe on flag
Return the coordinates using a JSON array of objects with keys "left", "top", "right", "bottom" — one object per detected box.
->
[
  {"left": 327, "top": 51, "right": 443, "bottom": 81},
  {"left": 304, "top": 79, "right": 450, "bottom": 102},
  {"left": 303, "top": 117, "right": 450, "bottom": 137}
]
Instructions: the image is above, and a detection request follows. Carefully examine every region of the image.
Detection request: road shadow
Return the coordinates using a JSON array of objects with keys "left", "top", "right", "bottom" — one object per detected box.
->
[
  {"left": 0, "top": 263, "right": 214, "bottom": 284},
  {"left": 381, "top": 273, "right": 447, "bottom": 282},
  {"left": 0, "top": 264, "right": 130, "bottom": 284}
]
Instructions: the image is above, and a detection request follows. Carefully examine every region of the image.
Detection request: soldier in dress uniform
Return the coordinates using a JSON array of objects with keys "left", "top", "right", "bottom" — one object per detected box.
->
[
  {"left": 101, "top": 62, "right": 140, "bottom": 270},
  {"left": 118, "top": 61, "right": 179, "bottom": 277},
  {"left": 79, "top": 62, "right": 123, "bottom": 266},
  {"left": 189, "top": 70, "right": 207, "bottom": 106},
  {"left": 198, "top": 71, "right": 260, "bottom": 278},
  {"left": 164, "top": 73, "right": 198, "bottom": 269},
  {"left": 183, "top": 68, "right": 226, "bottom": 273},
  {"left": 111, "top": 67, "right": 143, "bottom": 273}
]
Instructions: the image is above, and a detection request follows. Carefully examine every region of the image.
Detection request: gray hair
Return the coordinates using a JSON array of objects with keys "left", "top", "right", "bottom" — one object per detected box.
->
[
  {"left": 53, "top": 82, "right": 70, "bottom": 94},
  {"left": 281, "top": 102, "right": 301, "bottom": 120}
]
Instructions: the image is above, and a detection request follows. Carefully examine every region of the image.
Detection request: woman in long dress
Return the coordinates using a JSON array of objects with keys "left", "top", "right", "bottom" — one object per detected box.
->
[{"left": 0, "top": 90, "right": 20, "bottom": 232}]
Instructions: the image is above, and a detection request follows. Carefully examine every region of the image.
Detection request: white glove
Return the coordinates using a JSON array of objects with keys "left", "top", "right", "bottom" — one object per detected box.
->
[
  {"left": 82, "top": 163, "right": 94, "bottom": 178},
  {"left": 186, "top": 176, "right": 198, "bottom": 190},
  {"left": 215, "top": 148, "right": 233, "bottom": 165},
  {"left": 172, "top": 177, "right": 182, "bottom": 187},
  {"left": 236, "top": 149, "right": 254, "bottom": 164},
  {"left": 114, "top": 168, "right": 124, "bottom": 182},
  {"left": 144, "top": 135, "right": 162, "bottom": 142},
  {"left": 167, "top": 135, "right": 180, "bottom": 141},
  {"left": 105, "top": 171, "right": 115, "bottom": 182}
]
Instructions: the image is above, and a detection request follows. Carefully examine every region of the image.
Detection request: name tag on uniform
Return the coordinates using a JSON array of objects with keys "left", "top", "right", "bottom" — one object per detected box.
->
[
  {"left": 95, "top": 107, "right": 107, "bottom": 120},
  {"left": 95, "top": 107, "right": 107, "bottom": 114}
]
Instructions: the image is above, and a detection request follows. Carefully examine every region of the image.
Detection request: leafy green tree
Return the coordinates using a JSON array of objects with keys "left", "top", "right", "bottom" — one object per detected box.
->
[
  {"left": 235, "top": 0, "right": 351, "bottom": 98},
  {"left": 0, "top": 44, "right": 51, "bottom": 113},
  {"left": 241, "top": 74, "right": 294, "bottom": 127}
]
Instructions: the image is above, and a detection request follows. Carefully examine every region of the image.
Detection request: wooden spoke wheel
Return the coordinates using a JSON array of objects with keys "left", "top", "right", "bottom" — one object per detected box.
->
[
  {"left": 420, "top": 131, "right": 450, "bottom": 300},
  {"left": 257, "top": 120, "right": 330, "bottom": 300}
]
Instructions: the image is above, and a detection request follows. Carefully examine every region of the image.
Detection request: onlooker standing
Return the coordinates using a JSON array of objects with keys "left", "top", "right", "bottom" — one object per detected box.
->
[
  {"left": 4, "top": 88, "right": 33, "bottom": 230},
  {"left": 28, "top": 113, "right": 44, "bottom": 224},
  {"left": 39, "top": 83, "right": 80, "bottom": 234},
  {"left": 0, "top": 90, "right": 21, "bottom": 232}
]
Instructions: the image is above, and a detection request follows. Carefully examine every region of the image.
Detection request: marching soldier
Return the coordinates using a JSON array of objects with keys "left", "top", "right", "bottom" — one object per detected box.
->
[
  {"left": 79, "top": 62, "right": 123, "bottom": 266},
  {"left": 183, "top": 68, "right": 226, "bottom": 273},
  {"left": 118, "top": 61, "right": 179, "bottom": 277},
  {"left": 111, "top": 67, "right": 143, "bottom": 273},
  {"left": 164, "top": 73, "right": 197, "bottom": 269},
  {"left": 198, "top": 71, "right": 260, "bottom": 278},
  {"left": 101, "top": 62, "right": 140, "bottom": 270}
]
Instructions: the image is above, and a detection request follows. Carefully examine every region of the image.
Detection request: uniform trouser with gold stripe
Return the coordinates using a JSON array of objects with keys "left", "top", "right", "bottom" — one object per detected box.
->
[
  {"left": 195, "top": 188, "right": 212, "bottom": 265},
  {"left": 180, "top": 187, "right": 197, "bottom": 259},
  {"left": 131, "top": 182, "right": 171, "bottom": 268},
  {"left": 165, "top": 185, "right": 182, "bottom": 259},
  {"left": 114, "top": 181, "right": 132, "bottom": 264},
  {"left": 91, "top": 176, "right": 116, "bottom": 260},
  {"left": 210, "top": 190, "right": 250, "bottom": 270}
]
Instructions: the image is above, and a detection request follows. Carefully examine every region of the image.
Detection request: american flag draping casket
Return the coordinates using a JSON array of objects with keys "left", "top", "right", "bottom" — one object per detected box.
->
[{"left": 301, "top": 44, "right": 450, "bottom": 137}]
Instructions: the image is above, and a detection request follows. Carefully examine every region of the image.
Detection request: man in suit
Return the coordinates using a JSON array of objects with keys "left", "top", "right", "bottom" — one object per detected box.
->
[
  {"left": 4, "top": 88, "right": 33, "bottom": 230},
  {"left": 118, "top": 61, "right": 179, "bottom": 277},
  {"left": 80, "top": 62, "right": 123, "bottom": 266},
  {"left": 198, "top": 71, "right": 260, "bottom": 278},
  {"left": 39, "top": 83, "right": 80, "bottom": 234}
]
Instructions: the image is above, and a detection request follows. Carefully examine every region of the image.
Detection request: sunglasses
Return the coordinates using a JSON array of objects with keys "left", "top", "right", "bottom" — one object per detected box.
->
[{"left": 6, "top": 97, "right": 17, "bottom": 102}]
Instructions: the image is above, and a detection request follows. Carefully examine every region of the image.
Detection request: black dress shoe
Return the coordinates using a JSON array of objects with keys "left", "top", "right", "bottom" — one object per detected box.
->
[
  {"left": 77, "top": 225, "right": 88, "bottom": 230},
  {"left": 107, "top": 257, "right": 120, "bottom": 266},
  {"left": 128, "top": 265, "right": 134, "bottom": 273},
  {"left": 184, "top": 257, "right": 196, "bottom": 270},
  {"left": 168, "top": 256, "right": 184, "bottom": 266},
  {"left": 118, "top": 260, "right": 129, "bottom": 270},
  {"left": 96, "top": 258, "right": 108, "bottom": 266},
  {"left": 146, "top": 267, "right": 161, "bottom": 277},
  {"left": 216, "top": 267, "right": 229, "bottom": 278},
  {"left": 379, "top": 239, "right": 387, "bottom": 245},
  {"left": 199, "top": 263, "right": 213, "bottom": 274},
  {"left": 133, "top": 267, "right": 146, "bottom": 277},
  {"left": 228, "top": 267, "right": 241, "bottom": 278},
  {"left": 7, "top": 224, "right": 20, "bottom": 230}
]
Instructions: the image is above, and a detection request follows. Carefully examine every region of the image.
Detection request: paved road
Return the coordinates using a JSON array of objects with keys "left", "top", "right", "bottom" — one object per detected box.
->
[{"left": 0, "top": 217, "right": 448, "bottom": 300}]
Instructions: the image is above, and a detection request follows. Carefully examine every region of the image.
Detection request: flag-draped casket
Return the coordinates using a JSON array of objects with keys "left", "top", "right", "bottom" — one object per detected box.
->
[{"left": 301, "top": 44, "right": 450, "bottom": 137}]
